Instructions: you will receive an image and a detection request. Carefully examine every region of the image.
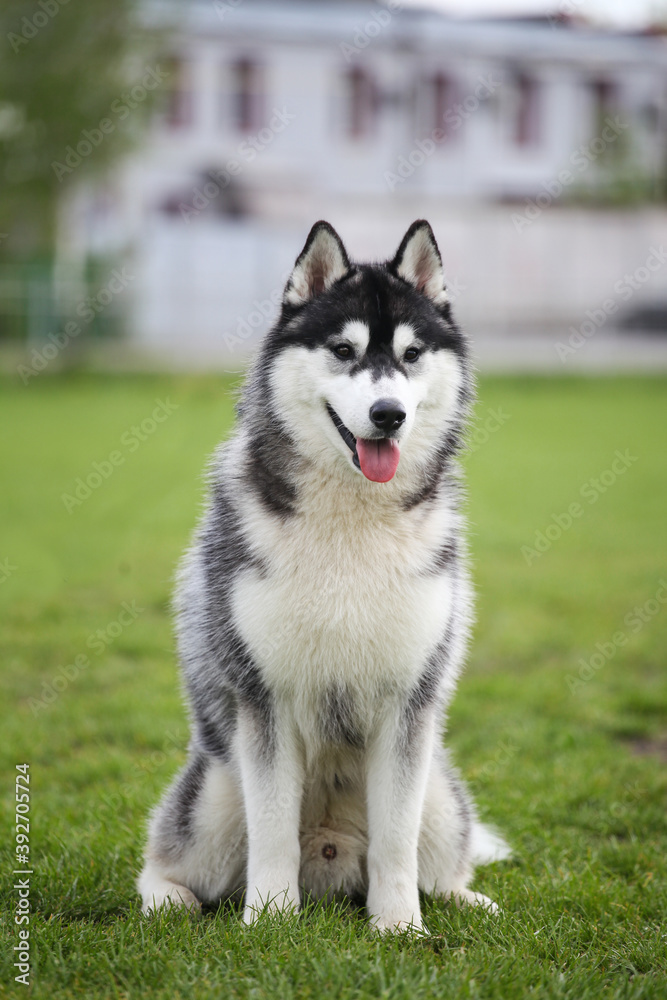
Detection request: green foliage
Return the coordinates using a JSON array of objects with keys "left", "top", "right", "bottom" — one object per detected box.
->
[
  {"left": 0, "top": 1, "right": 154, "bottom": 259},
  {"left": 0, "top": 374, "right": 666, "bottom": 998}
]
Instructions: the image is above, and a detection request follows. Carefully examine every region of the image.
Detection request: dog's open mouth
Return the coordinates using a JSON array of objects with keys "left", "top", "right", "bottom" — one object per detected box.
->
[{"left": 326, "top": 404, "right": 400, "bottom": 483}]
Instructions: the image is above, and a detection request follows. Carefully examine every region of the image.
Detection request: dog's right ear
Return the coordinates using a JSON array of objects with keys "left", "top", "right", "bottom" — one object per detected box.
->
[{"left": 284, "top": 221, "right": 351, "bottom": 306}]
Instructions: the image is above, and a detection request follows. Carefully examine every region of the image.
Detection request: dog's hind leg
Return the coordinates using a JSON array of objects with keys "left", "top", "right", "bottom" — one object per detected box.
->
[
  {"left": 139, "top": 752, "right": 247, "bottom": 913},
  {"left": 445, "top": 887, "right": 499, "bottom": 912},
  {"left": 418, "top": 751, "right": 477, "bottom": 900},
  {"left": 418, "top": 751, "right": 506, "bottom": 913}
]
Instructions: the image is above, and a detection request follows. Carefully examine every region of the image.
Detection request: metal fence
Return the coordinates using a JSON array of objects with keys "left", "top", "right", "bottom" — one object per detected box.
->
[{"left": 0, "top": 260, "right": 125, "bottom": 344}]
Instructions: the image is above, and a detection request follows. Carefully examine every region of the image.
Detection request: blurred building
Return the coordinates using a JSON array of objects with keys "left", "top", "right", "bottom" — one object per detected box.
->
[{"left": 61, "top": 0, "right": 667, "bottom": 365}]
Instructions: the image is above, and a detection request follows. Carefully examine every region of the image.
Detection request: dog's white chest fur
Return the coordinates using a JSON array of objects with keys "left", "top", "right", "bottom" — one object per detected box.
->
[{"left": 231, "top": 468, "right": 454, "bottom": 708}]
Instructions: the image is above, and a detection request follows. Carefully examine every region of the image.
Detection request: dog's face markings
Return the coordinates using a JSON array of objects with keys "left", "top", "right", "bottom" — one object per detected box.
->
[
  {"left": 330, "top": 317, "right": 423, "bottom": 383},
  {"left": 392, "top": 323, "right": 420, "bottom": 362},
  {"left": 331, "top": 319, "right": 370, "bottom": 359},
  {"left": 268, "top": 220, "right": 467, "bottom": 484}
]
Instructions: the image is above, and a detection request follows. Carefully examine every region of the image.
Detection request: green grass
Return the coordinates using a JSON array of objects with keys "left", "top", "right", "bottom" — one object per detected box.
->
[{"left": 1, "top": 373, "right": 666, "bottom": 999}]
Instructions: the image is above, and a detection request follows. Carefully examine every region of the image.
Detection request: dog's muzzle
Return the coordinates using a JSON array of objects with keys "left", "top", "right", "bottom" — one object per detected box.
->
[
  {"left": 326, "top": 403, "right": 401, "bottom": 483},
  {"left": 326, "top": 403, "right": 360, "bottom": 469}
]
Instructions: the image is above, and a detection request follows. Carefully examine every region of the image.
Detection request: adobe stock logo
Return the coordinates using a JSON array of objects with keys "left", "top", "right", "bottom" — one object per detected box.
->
[
  {"left": 60, "top": 398, "right": 179, "bottom": 513},
  {"left": 555, "top": 246, "right": 667, "bottom": 361},
  {"left": 511, "top": 116, "right": 628, "bottom": 233},
  {"left": 566, "top": 580, "right": 667, "bottom": 695},
  {"left": 521, "top": 450, "right": 638, "bottom": 565},
  {"left": 28, "top": 600, "right": 144, "bottom": 715},
  {"left": 340, "top": 0, "right": 403, "bottom": 62},
  {"left": 467, "top": 406, "right": 510, "bottom": 455},
  {"left": 384, "top": 75, "right": 500, "bottom": 191},
  {"left": 50, "top": 66, "right": 169, "bottom": 181},
  {"left": 8, "top": 0, "right": 70, "bottom": 54}
]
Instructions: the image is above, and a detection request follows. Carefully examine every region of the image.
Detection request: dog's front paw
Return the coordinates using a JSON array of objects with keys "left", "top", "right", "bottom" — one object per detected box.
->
[
  {"left": 243, "top": 889, "right": 300, "bottom": 925},
  {"left": 367, "top": 887, "right": 424, "bottom": 934},
  {"left": 142, "top": 883, "right": 201, "bottom": 914},
  {"left": 370, "top": 914, "right": 426, "bottom": 935}
]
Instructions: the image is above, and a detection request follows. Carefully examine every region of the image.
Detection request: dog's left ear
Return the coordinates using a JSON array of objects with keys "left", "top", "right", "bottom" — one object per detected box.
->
[
  {"left": 391, "top": 220, "right": 448, "bottom": 305},
  {"left": 284, "top": 221, "right": 351, "bottom": 306}
]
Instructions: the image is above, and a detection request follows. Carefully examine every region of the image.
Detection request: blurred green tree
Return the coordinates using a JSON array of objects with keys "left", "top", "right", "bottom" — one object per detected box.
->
[{"left": 0, "top": 0, "right": 157, "bottom": 263}]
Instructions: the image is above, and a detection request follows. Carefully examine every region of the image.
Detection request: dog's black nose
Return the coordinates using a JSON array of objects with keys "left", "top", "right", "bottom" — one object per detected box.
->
[{"left": 369, "top": 399, "right": 406, "bottom": 433}]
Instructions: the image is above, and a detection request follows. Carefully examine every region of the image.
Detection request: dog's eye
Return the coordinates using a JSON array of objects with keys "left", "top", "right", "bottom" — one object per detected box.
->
[
  {"left": 404, "top": 347, "right": 421, "bottom": 362},
  {"left": 333, "top": 344, "right": 353, "bottom": 360}
]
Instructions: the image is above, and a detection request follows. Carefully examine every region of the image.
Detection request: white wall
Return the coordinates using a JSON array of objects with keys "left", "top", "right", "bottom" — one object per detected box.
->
[{"left": 127, "top": 206, "right": 667, "bottom": 364}]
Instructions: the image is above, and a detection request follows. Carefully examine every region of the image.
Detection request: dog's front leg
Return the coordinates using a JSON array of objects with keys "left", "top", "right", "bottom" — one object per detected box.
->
[
  {"left": 366, "top": 706, "right": 435, "bottom": 933},
  {"left": 237, "top": 702, "right": 303, "bottom": 924}
]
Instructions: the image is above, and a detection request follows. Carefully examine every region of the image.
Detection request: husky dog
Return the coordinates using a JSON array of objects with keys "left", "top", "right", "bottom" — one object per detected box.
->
[{"left": 139, "top": 220, "right": 508, "bottom": 932}]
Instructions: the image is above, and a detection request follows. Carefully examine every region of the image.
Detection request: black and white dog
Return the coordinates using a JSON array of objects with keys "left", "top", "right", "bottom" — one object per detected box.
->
[{"left": 139, "top": 221, "right": 508, "bottom": 932}]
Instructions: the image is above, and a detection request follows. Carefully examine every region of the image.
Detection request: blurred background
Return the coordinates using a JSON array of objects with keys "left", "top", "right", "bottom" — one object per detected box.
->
[
  {"left": 2, "top": 0, "right": 667, "bottom": 372},
  {"left": 2, "top": 6, "right": 666, "bottom": 990}
]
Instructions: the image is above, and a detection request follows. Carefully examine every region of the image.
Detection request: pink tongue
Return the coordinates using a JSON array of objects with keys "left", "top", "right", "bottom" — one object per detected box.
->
[{"left": 356, "top": 438, "right": 400, "bottom": 483}]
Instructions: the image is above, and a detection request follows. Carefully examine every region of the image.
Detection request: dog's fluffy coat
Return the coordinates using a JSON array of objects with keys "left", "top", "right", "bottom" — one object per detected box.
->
[{"left": 138, "top": 220, "right": 508, "bottom": 931}]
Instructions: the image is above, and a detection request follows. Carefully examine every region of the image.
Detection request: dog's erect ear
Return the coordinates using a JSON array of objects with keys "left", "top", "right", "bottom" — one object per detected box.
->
[
  {"left": 391, "top": 220, "right": 448, "bottom": 305},
  {"left": 284, "top": 221, "right": 351, "bottom": 306}
]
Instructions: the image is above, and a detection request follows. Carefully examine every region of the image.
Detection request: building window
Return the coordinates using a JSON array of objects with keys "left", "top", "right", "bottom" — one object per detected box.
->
[
  {"left": 345, "top": 67, "right": 377, "bottom": 139},
  {"left": 514, "top": 72, "right": 541, "bottom": 146},
  {"left": 164, "top": 57, "right": 193, "bottom": 128},
  {"left": 231, "top": 57, "right": 264, "bottom": 132},
  {"left": 590, "top": 77, "right": 617, "bottom": 132},
  {"left": 430, "top": 73, "right": 457, "bottom": 140}
]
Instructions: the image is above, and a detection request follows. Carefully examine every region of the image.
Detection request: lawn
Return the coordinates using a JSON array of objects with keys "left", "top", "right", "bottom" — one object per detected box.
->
[{"left": 1, "top": 373, "right": 666, "bottom": 999}]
